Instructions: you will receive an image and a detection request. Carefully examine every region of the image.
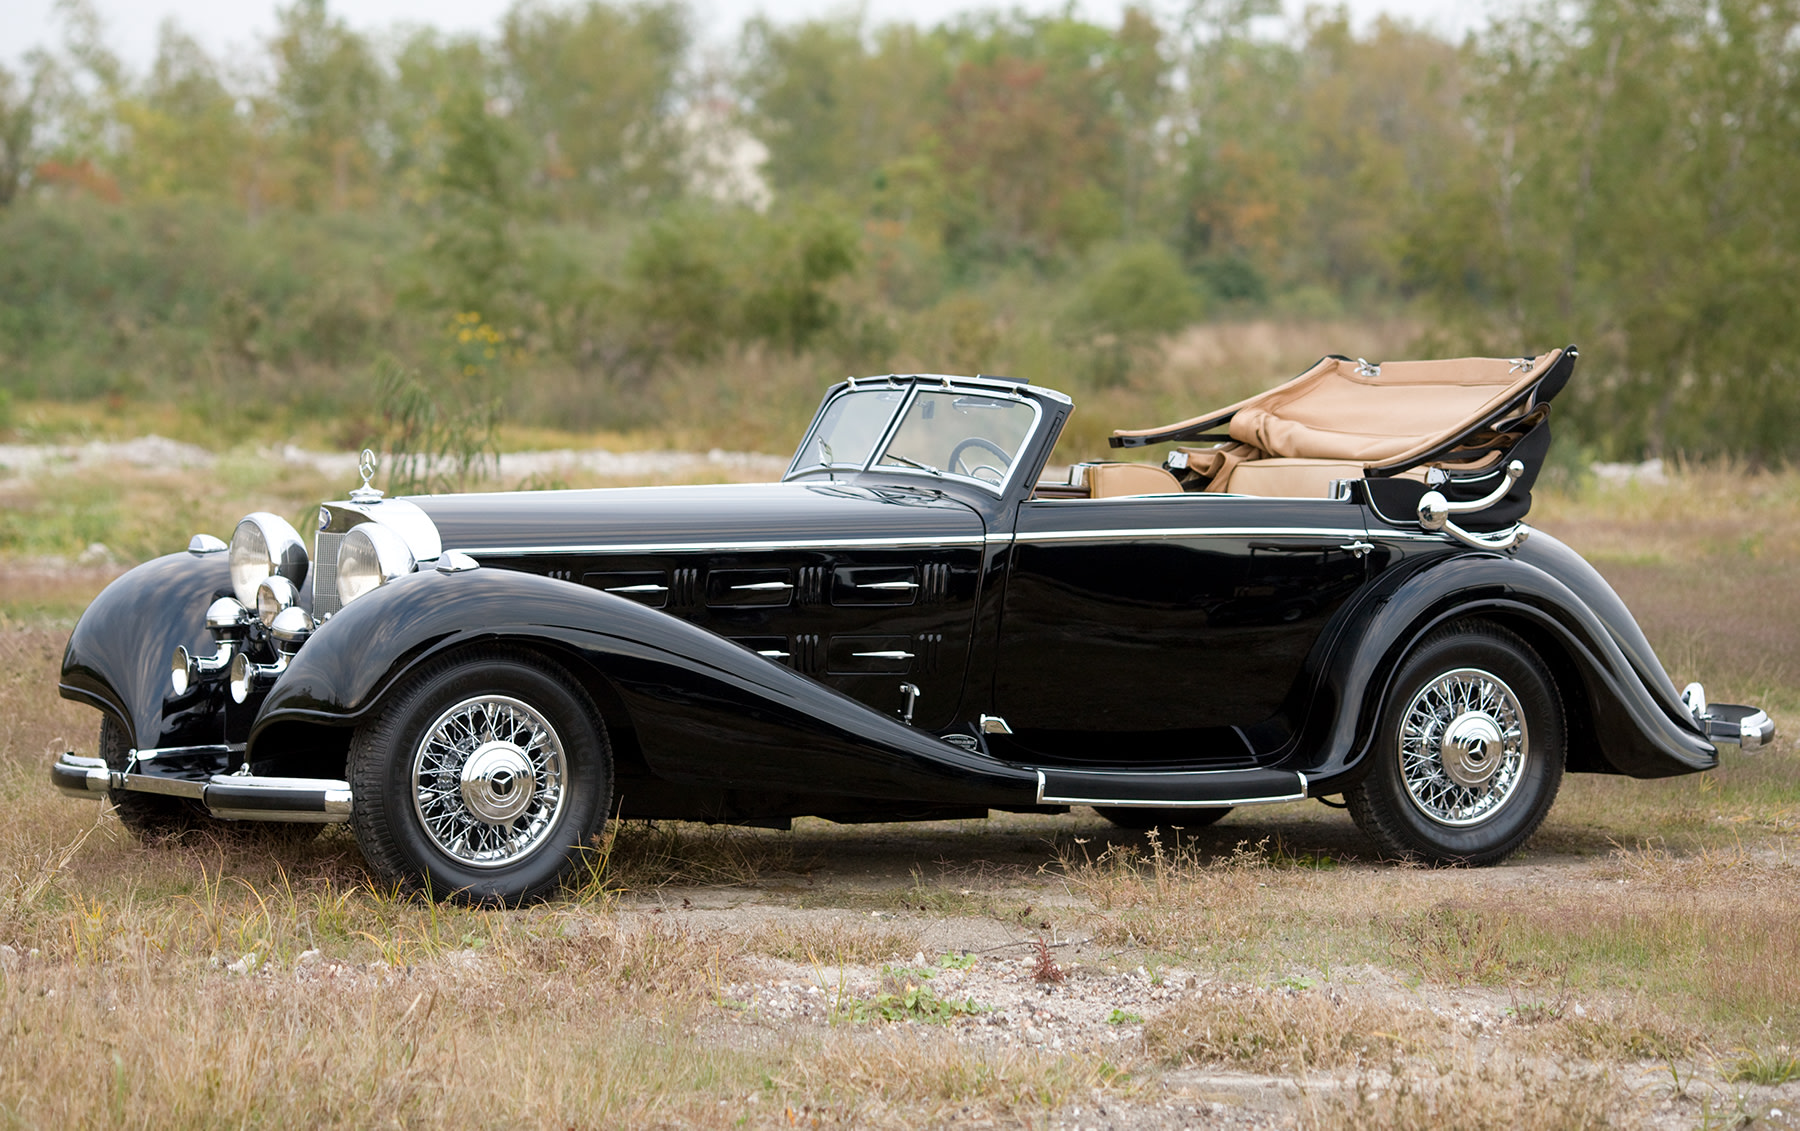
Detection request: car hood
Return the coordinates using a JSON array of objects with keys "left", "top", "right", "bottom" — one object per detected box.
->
[{"left": 406, "top": 481, "right": 986, "bottom": 555}]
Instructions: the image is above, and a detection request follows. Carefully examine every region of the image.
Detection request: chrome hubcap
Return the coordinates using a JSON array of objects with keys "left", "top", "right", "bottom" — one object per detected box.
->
[
  {"left": 1398, "top": 668, "right": 1528, "bottom": 827},
  {"left": 412, "top": 695, "right": 566, "bottom": 868}
]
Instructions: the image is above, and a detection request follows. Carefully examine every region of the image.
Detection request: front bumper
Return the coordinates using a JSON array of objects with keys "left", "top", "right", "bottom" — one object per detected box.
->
[{"left": 52, "top": 747, "right": 352, "bottom": 823}]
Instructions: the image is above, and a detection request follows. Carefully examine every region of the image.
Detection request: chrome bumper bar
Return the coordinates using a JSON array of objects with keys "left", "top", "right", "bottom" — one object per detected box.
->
[
  {"left": 1682, "top": 683, "right": 1776, "bottom": 751},
  {"left": 52, "top": 749, "right": 352, "bottom": 822},
  {"left": 1704, "top": 705, "right": 1776, "bottom": 750}
]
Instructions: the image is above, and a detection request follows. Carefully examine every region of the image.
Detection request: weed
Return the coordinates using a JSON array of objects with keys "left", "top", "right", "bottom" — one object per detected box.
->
[
  {"left": 1386, "top": 904, "right": 1517, "bottom": 985},
  {"left": 1724, "top": 1046, "right": 1800, "bottom": 1086},
  {"left": 1107, "top": 1009, "right": 1143, "bottom": 1025},
  {"left": 1031, "top": 936, "right": 1067, "bottom": 985}
]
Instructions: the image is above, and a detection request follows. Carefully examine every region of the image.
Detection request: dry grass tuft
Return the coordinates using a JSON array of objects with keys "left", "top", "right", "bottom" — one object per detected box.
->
[
  {"left": 579, "top": 820, "right": 805, "bottom": 893},
  {"left": 1384, "top": 903, "right": 1523, "bottom": 985},
  {"left": 751, "top": 919, "right": 924, "bottom": 967},
  {"left": 763, "top": 1032, "right": 1128, "bottom": 1125},
  {"left": 1146, "top": 984, "right": 1445, "bottom": 1073},
  {"left": 1311, "top": 1060, "right": 1637, "bottom": 1129}
]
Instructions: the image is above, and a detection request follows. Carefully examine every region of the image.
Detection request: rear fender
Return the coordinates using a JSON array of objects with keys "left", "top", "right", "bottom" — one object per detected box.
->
[
  {"left": 59, "top": 552, "right": 233, "bottom": 749},
  {"left": 249, "top": 567, "right": 1038, "bottom": 807},
  {"left": 1299, "top": 535, "right": 1715, "bottom": 793}
]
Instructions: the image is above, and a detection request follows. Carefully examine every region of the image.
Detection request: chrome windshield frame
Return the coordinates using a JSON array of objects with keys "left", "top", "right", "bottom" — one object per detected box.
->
[{"left": 784, "top": 376, "right": 1046, "bottom": 498}]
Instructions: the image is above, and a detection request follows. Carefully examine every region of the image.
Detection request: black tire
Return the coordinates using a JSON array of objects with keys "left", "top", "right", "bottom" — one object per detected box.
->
[
  {"left": 1094, "top": 805, "right": 1232, "bottom": 831},
  {"left": 1346, "top": 620, "right": 1564, "bottom": 866},
  {"left": 100, "top": 716, "right": 322, "bottom": 846},
  {"left": 348, "top": 649, "right": 612, "bottom": 905}
]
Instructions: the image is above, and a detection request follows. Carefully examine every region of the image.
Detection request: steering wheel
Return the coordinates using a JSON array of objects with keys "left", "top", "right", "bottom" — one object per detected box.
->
[{"left": 948, "top": 436, "right": 1012, "bottom": 484}]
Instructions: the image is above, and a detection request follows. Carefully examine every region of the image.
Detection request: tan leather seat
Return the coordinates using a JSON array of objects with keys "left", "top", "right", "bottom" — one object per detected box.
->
[
  {"left": 1081, "top": 462, "right": 1183, "bottom": 498},
  {"left": 1225, "top": 458, "right": 1425, "bottom": 498}
]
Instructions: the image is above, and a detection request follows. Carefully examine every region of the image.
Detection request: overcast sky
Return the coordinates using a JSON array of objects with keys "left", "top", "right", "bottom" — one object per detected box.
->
[{"left": 3, "top": 0, "right": 1508, "bottom": 74}]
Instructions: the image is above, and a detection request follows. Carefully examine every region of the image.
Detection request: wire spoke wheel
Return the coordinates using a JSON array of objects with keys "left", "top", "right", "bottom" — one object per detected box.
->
[
  {"left": 350, "top": 651, "right": 610, "bottom": 904},
  {"left": 1397, "top": 668, "right": 1528, "bottom": 827},
  {"left": 411, "top": 695, "right": 568, "bottom": 868},
  {"left": 1345, "top": 621, "right": 1564, "bottom": 866}
]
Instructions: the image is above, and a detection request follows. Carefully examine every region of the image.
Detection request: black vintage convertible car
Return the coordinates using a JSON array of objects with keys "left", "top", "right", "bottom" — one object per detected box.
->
[{"left": 52, "top": 346, "right": 1773, "bottom": 902}]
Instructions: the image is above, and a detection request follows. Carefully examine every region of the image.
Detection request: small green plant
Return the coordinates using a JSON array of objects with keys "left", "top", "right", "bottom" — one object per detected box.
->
[
  {"left": 1724, "top": 1047, "right": 1800, "bottom": 1086},
  {"left": 936, "top": 952, "right": 976, "bottom": 971},
  {"left": 1107, "top": 1009, "right": 1143, "bottom": 1025},
  {"left": 842, "top": 981, "right": 989, "bottom": 1024},
  {"left": 373, "top": 312, "right": 506, "bottom": 495}
]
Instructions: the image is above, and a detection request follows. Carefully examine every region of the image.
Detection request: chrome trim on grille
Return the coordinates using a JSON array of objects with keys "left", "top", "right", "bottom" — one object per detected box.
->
[{"left": 312, "top": 529, "right": 345, "bottom": 618}]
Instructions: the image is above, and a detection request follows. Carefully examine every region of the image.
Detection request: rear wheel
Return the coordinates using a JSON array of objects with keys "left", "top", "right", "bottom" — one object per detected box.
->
[
  {"left": 1094, "top": 806, "right": 1232, "bottom": 831},
  {"left": 348, "top": 650, "right": 612, "bottom": 905},
  {"left": 1346, "top": 621, "right": 1564, "bottom": 865}
]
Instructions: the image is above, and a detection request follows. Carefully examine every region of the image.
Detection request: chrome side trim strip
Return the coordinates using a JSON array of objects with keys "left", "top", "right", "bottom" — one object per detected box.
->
[
  {"left": 1019, "top": 527, "right": 1368, "bottom": 544},
  {"left": 454, "top": 527, "right": 1454, "bottom": 558},
  {"left": 453, "top": 534, "right": 989, "bottom": 557},
  {"left": 1033, "top": 769, "right": 1308, "bottom": 808}
]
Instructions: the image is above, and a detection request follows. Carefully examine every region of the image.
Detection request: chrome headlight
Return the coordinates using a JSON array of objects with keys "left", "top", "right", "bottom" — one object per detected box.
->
[
  {"left": 229, "top": 513, "right": 308, "bottom": 607},
  {"left": 337, "top": 523, "right": 416, "bottom": 607}
]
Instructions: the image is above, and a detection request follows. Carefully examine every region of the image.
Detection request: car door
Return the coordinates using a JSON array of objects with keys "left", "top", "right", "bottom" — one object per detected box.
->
[{"left": 990, "top": 493, "right": 1370, "bottom": 764}]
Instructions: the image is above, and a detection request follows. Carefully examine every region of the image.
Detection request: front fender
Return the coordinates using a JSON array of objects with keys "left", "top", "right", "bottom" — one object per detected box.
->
[
  {"left": 59, "top": 551, "right": 232, "bottom": 748},
  {"left": 1299, "top": 532, "right": 1715, "bottom": 793},
  {"left": 250, "top": 568, "right": 1039, "bottom": 807}
]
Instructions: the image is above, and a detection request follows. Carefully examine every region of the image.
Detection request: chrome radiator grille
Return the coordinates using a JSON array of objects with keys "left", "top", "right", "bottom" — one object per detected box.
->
[{"left": 313, "top": 530, "right": 344, "bottom": 619}]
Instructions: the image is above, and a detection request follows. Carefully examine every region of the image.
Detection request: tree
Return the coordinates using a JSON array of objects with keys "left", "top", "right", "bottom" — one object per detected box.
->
[
  {"left": 0, "top": 59, "right": 52, "bottom": 208},
  {"left": 501, "top": 0, "right": 690, "bottom": 216},
  {"left": 271, "top": 0, "right": 385, "bottom": 210}
]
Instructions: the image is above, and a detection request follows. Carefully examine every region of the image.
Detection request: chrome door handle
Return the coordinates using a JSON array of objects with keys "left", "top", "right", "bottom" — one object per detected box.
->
[
  {"left": 857, "top": 581, "right": 919, "bottom": 591},
  {"left": 1339, "top": 541, "right": 1374, "bottom": 557},
  {"left": 605, "top": 584, "right": 668, "bottom": 594},
  {"left": 852, "top": 650, "right": 915, "bottom": 660},
  {"left": 731, "top": 581, "right": 793, "bottom": 591}
]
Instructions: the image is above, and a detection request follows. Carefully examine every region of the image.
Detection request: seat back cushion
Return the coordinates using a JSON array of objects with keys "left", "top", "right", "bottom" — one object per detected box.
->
[
  {"left": 1084, "top": 462, "right": 1184, "bottom": 498},
  {"left": 1218, "top": 458, "right": 1427, "bottom": 498}
]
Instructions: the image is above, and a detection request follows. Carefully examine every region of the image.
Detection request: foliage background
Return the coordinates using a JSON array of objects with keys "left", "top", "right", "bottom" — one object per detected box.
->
[{"left": 1, "top": 0, "right": 1796, "bottom": 460}]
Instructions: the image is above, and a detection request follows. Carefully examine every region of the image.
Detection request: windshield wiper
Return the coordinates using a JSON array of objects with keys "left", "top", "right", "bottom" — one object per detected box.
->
[{"left": 883, "top": 453, "right": 941, "bottom": 476}]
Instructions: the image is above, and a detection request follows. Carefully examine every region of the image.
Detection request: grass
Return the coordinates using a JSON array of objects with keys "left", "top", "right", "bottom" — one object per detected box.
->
[{"left": 1, "top": 435, "right": 1798, "bottom": 1123}]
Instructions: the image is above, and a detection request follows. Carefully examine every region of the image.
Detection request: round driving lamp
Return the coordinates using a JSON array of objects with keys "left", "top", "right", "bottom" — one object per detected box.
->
[
  {"left": 336, "top": 523, "right": 416, "bottom": 607},
  {"left": 229, "top": 652, "right": 253, "bottom": 705},
  {"left": 269, "top": 606, "right": 313, "bottom": 651},
  {"left": 205, "top": 597, "right": 248, "bottom": 633},
  {"left": 229, "top": 512, "right": 308, "bottom": 608},
  {"left": 256, "top": 575, "right": 300, "bottom": 627},
  {"left": 170, "top": 646, "right": 196, "bottom": 697}
]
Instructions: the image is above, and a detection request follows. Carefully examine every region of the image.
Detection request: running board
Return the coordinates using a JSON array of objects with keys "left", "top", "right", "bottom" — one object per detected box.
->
[
  {"left": 52, "top": 749, "right": 351, "bottom": 823},
  {"left": 1034, "top": 767, "right": 1306, "bottom": 808}
]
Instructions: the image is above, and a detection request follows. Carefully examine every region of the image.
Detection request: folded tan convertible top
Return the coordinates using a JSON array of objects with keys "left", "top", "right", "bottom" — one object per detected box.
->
[{"left": 1109, "top": 349, "right": 1566, "bottom": 474}]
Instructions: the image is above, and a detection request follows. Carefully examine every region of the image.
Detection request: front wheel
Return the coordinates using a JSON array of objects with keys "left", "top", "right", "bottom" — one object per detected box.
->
[
  {"left": 1346, "top": 621, "right": 1564, "bottom": 866},
  {"left": 348, "top": 650, "right": 612, "bottom": 905}
]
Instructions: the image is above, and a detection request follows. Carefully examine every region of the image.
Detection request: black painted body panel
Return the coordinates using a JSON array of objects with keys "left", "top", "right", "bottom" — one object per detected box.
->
[
  {"left": 251, "top": 567, "right": 1040, "bottom": 806},
  {"left": 59, "top": 552, "right": 234, "bottom": 750},
  {"left": 992, "top": 494, "right": 1368, "bottom": 764}
]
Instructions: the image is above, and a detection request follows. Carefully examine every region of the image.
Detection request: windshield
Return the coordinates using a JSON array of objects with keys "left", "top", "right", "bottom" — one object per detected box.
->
[
  {"left": 875, "top": 391, "right": 1037, "bottom": 487},
  {"left": 790, "top": 388, "right": 908, "bottom": 473}
]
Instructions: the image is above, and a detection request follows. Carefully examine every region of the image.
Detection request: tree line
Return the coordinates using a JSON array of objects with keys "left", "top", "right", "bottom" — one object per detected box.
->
[{"left": 0, "top": 0, "right": 1796, "bottom": 459}]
